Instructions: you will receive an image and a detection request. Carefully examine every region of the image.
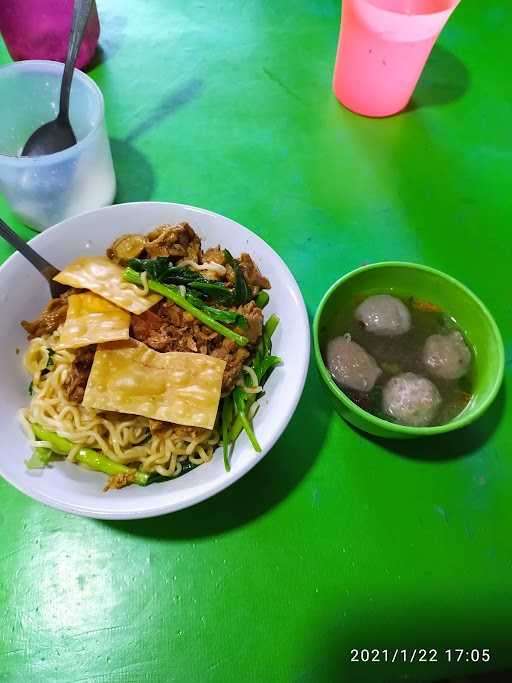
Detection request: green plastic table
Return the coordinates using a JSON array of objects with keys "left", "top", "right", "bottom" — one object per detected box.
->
[{"left": 1, "top": 1, "right": 510, "bottom": 682}]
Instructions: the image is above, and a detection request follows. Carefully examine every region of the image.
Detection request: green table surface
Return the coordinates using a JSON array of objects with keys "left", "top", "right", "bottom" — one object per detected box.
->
[{"left": 1, "top": 1, "right": 510, "bottom": 682}]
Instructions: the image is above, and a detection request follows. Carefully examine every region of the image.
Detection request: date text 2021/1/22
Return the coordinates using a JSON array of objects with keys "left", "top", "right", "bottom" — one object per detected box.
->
[{"left": 350, "top": 648, "right": 491, "bottom": 663}]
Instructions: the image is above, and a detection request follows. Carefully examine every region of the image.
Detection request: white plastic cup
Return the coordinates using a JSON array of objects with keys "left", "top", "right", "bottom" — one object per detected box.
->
[{"left": 0, "top": 60, "right": 116, "bottom": 231}]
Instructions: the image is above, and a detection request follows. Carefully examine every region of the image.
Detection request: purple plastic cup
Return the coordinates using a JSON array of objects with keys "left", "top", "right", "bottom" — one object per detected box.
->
[{"left": 0, "top": 0, "right": 100, "bottom": 70}]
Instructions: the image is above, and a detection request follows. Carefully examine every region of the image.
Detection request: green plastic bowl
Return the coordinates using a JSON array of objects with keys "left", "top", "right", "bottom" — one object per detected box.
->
[{"left": 313, "top": 262, "right": 505, "bottom": 439}]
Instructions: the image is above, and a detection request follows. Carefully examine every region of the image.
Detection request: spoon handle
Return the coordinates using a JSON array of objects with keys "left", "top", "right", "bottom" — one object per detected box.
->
[
  {"left": 0, "top": 219, "right": 60, "bottom": 282},
  {"left": 58, "top": 0, "right": 95, "bottom": 122}
]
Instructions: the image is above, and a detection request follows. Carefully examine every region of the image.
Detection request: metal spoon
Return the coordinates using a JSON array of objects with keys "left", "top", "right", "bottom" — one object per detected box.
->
[
  {"left": 22, "top": 0, "right": 95, "bottom": 157},
  {"left": 0, "top": 218, "right": 67, "bottom": 298}
]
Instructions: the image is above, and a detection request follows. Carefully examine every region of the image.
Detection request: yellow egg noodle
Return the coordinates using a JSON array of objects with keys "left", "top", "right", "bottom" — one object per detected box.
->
[
  {"left": 21, "top": 334, "right": 219, "bottom": 478},
  {"left": 18, "top": 224, "right": 279, "bottom": 489}
]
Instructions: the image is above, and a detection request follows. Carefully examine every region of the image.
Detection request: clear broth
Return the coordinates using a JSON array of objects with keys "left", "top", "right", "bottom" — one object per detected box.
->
[{"left": 322, "top": 293, "right": 474, "bottom": 426}]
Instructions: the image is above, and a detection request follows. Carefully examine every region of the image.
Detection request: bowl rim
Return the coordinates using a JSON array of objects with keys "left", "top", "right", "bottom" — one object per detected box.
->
[
  {"left": 0, "top": 59, "right": 105, "bottom": 164},
  {"left": 0, "top": 201, "right": 310, "bottom": 518},
  {"left": 313, "top": 260, "right": 505, "bottom": 437}
]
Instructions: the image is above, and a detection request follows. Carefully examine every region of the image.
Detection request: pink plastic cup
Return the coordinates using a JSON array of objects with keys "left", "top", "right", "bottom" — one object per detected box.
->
[
  {"left": 0, "top": 0, "right": 99, "bottom": 70},
  {"left": 333, "top": 0, "right": 461, "bottom": 117}
]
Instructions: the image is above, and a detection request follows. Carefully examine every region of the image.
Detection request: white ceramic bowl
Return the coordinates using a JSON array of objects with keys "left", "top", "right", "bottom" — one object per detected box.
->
[{"left": 0, "top": 202, "right": 309, "bottom": 519}]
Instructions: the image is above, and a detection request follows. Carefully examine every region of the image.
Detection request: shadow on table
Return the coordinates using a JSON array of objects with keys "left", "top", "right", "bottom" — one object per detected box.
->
[
  {"left": 336, "top": 60, "right": 473, "bottom": 272},
  {"left": 86, "top": 11, "right": 128, "bottom": 70},
  {"left": 110, "top": 78, "right": 204, "bottom": 202},
  {"left": 124, "top": 79, "right": 203, "bottom": 145},
  {"left": 104, "top": 356, "right": 331, "bottom": 539},
  {"left": 408, "top": 44, "right": 470, "bottom": 112},
  {"left": 345, "top": 384, "right": 505, "bottom": 463},
  {"left": 110, "top": 138, "right": 156, "bottom": 203},
  {"left": 87, "top": 45, "right": 110, "bottom": 72}
]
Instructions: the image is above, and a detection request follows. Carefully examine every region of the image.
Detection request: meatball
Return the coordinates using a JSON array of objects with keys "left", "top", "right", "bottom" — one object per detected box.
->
[
  {"left": 326, "top": 334, "right": 382, "bottom": 393},
  {"left": 382, "top": 372, "right": 441, "bottom": 427},
  {"left": 355, "top": 294, "right": 411, "bottom": 337},
  {"left": 423, "top": 331, "right": 471, "bottom": 381}
]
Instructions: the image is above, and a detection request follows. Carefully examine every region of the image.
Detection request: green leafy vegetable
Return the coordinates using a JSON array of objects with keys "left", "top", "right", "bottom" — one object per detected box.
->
[
  {"left": 128, "top": 251, "right": 254, "bottom": 307},
  {"left": 123, "top": 268, "right": 249, "bottom": 346},
  {"left": 185, "top": 291, "right": 247, "bottom": 327},
  {"left": 228, "top": 314, "right": 281, "bottom": 446},
  {"left": 186, "top": 280, "right": 235, "bottom": 302},
  {"left": 233, "top": 388, "right": 261, "bottom": 452},
  {"left": 74, "top": 449, "right": 149, "bottom": 485},
  {"left": 255, "top": 291, "right": 269, "bottom": 309},
  {"left": 30, "top": 424, "right": 149, "bottom": 486},
  {"left": 127, "top": 256, "right": 173, "bottom": 281},
  {"left": 262, "top": 313, "right": 280, "bottom": 349},
  {"left": 256, "top": 354, "right": 282, "bottom": 380},
  {"left": 221, "top": 398, "right": 233, "bottom": 471},
  {"left": 128, "top": 257, "right": 234, "bottom": 303},
  {"left": 25, "top": 446, "right": 53, "bottom": 469},
  {"left": 223, "top": 249, "right": 250, "bottom": 305}
]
